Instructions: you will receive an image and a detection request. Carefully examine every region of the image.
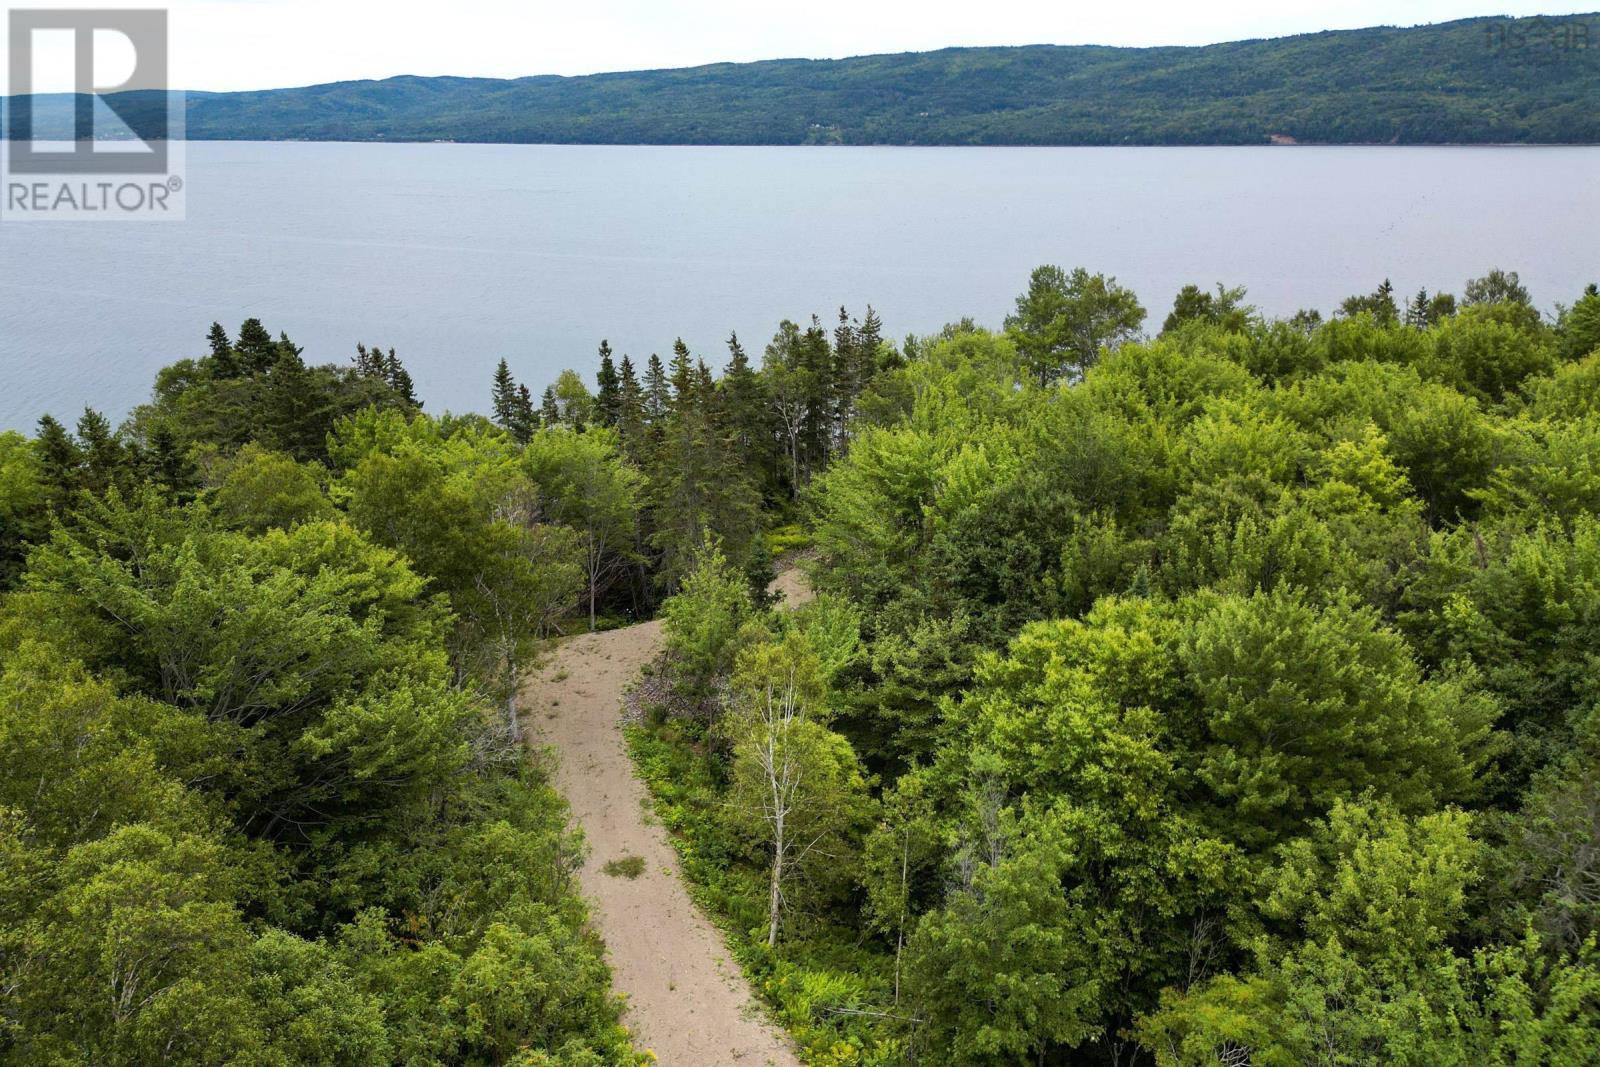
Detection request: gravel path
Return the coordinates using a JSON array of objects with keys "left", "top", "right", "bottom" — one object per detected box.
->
[{"left": 520, "top": 576, "right": 808, "bottom": 1066}]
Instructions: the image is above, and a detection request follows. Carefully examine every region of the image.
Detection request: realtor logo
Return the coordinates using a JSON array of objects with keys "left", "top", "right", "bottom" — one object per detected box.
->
[{"left": 3, "top": 8, "right": 185, "bottom": 219}]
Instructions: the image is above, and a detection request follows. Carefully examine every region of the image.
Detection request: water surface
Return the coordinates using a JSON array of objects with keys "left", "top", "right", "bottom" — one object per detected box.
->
[{"left": 2, "top": 142, "right": 1596, "bottom": 430}]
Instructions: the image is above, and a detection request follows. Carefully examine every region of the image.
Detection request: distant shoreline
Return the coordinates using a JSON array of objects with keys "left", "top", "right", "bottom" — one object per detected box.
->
[{"left": 6, "top": 14, "right": 1597, "bottom": 149}]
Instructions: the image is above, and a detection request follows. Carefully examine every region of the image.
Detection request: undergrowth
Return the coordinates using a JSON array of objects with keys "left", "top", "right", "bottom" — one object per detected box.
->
[{"left": 626, "top": 720, "right": 905, "bottom": 1066}]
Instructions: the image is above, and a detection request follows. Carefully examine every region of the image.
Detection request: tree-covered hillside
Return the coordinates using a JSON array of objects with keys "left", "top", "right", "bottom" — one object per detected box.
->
[{"left": 13, "top": 14, "right": 1595, "bottom": 146}]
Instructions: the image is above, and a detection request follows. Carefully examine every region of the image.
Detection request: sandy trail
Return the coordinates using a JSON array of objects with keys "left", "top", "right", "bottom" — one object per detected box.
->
[{"left": 520, "top": 575, "right": 808, "bottom": 1067}]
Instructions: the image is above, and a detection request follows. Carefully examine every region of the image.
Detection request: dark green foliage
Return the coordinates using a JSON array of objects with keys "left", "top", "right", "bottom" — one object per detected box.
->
[
  {"left": 127, "top": 321, "right": 419, "bottom": 465},
  {"left": 1340, "top": 278, "right": 1401, "bottom": 325}
]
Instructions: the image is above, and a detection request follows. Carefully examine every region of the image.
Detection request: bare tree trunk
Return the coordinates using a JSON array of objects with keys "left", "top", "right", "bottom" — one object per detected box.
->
[
  {"left": 767, "top": 834, "right": 784, "bottom": 948},
  {"left": 504, "top": 656, "right": 520, "bottom": 743}
]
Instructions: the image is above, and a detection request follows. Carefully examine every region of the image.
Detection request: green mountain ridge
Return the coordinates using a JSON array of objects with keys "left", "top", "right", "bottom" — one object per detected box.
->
[{"left": 7, "top": 14, "right": 1600, "bottom": 145}]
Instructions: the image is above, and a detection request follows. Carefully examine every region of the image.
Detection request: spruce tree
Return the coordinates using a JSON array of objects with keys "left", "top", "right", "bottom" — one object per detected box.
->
[
  {"left": 616, "top": 355, "right": 646, "bottom": 458},
  {"left": 1406, "top": 289, "right": 1432, "bottom": 329},
  {"left": 383, "top": 349, "right": 419, "bottom": 409},
  {"left": 492, "top": 359, "right": 518, "bottom": 430},
  {"left": 515, "top": 384, "right": 537, "bottom": 440},
  {"left": 648, "top": 372, "right": 761, "bottom": 593},
  {"left": 235, "top": 318, "right": 277, "bottom": 374},
  {"left": 668, "top": 338, "right": 696, "bottom": 412},
  {"left": 858, "top": 305, "right": 884, "bottom": 367},
  {"left": 541, "top": 386, "right": 561, "bottom": 428},
  {"left": 146, "top": 422, "right": 198, "bottom": 502},
  {"left": 354, "top": 342, "right": 383, "bottom": 378},
  {"left": 644, "top": 354, "right": 670, "bottom": 425},
  {"left": 259, "top": 346, "right": 316, "bottom": 460},
  {"left": 719, "top": 332, "right": 776, "bottom": 501},
  {"left": 207, "top": 322, "right": 240, "bottom": 378},
  {"left": 34, "top": 414, "right": 82, "bottom": 497},
  {"left": 595, "top": 341, "right": 621, "bottom": 428},
  {"left": 74, "top": 408, "right": 123, "bottom": 493}
]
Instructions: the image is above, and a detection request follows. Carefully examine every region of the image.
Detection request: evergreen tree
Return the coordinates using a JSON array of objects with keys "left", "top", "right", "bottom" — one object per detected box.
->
[
  {"left": 145, "top": 423, "right": 198, "bottom": 502},
  {"left": 541, "top": 386, "right": 561, "bottom": 428},
  {"left": 649, "top": 392, "right": 762, "bottom": 592},
  {"left": 74, "top": 408, "right": 124, "bottom": 494},
  {"left": 383, "top": 349, "right": 418, "bottom": 408},
  {"left": 207, "top": 322, "right": 239, "bottom": 378},
  {"left": 644, "top": 353, "right": 670, "bottom": 424},
  {"left": 354, "top": 341, "right": 386, "bottom": 378},
  {"left": 34, "top": 414, "right": 82, "bottom": 497},
  {"left": 717, "top": 332, "right": 775, "bottom": 498},
  {"left": 668, "top": 338, "right": 696, "bottom": 412},
  {"left": 1406, "top": 288, "right": 1432, "bottom": 328},
  {"left": 515, "top": 383, "right": 538, "bottom": 440},
  {"left": 615, "top": 355, "right": 646, "bottom": 458},
  {"left": 235, "top": 318, "right": 278, "bottom": 374},
  {"left": 492, "top": 358, "right": 519, "bottom": 430},
  {"left": 595, "top": 340, "right": 621, "bottom": 428},
  {"left": 858, "top": 305, "right": 884, "bottom": 370}
]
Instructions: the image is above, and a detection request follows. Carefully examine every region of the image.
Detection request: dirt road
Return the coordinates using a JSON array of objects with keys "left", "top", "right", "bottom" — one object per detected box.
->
[{"left": 520, "top": 579, "right": 806, "bottom": 1066}]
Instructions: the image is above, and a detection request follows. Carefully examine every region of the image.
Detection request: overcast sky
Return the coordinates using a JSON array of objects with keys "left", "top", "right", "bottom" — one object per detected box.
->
[{"left": 5, "top": 1, "right": 1597, "bottom": 92}]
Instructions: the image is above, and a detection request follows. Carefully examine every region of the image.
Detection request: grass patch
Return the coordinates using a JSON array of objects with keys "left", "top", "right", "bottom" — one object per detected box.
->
[
  {"left": 601, "top": 854, "right": 647, "bottom": 879},
  {"left": 765, "top": 523, "right": 812, "bottom": 558}
]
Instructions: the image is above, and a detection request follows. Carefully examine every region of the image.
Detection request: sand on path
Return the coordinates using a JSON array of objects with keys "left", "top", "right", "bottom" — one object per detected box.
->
[{"left": 520, "top": 574, "right": 809, "bottom": 1066}]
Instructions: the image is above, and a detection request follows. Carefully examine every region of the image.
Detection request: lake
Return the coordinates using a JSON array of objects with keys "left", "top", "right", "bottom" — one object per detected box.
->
[{"left": 2, "top": 142, "right": 1597, "bottom": 431}]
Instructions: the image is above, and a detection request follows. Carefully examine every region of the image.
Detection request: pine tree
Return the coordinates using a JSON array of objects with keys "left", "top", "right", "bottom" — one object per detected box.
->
[
  {"left": 1406, "top": 289, "right": 1432, "bottom": 329},
  {"left": 541, "top": 386, "right": 561, "bottom": 428},
  {"left": 207, "top": 322, "right": 240, "bottom": 378},
  {"left": 355, "top": 342, "right": 386, "bottom": 378},
  {"left": 260, "top": 345, "right": 317, "bottom": 460},
  {"left": 595, "top": 341, "right": 621, "bottom": 428},
  {"left": 668, "top": 338, "right": 696, "bottom": 413},
  {"left": 649, "top": 377, "right": 761, "bottom": 593},
  {"left": 74, "top": 408, "right": 123, "bottom": 494},
  {"left": 616, "top": 355, "right": 646, "bottom": 458},
  {"left": 492, "top": 359, "right": 519, "bottom": 430},
  {"left": 513, "top": 384, "right": 537, "bottom": 441},
  {"left": 644, "top": 353, "right": 670, "bottom": 425},
  {"left": 718, "top": 332, "right": 776, "bottom": 501},
  {"left": 859, "top": 305, "right": 884, "bottom": 367},
  {"left": 383, "top": 349, "right": 419, "bottom": 408},
  {"left": 235, "top": 318, "right": 277, "bottom": 374},
  {"left": 146, "top": 422, "right": 198, "bottom": 502},
  {"left": 694, "top": 359, "right": 716, "bottom": 404},
  {"left": 34, "top": 414, "right": 82, "bottom": 498}
]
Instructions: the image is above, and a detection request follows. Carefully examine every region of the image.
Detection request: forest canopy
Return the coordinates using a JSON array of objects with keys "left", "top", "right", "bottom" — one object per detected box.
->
[{"left": 3, "top": 268, "right": 1600, "bottom": 1065}]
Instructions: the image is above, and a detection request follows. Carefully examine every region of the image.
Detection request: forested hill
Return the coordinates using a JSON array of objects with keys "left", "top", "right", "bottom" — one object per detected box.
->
[{"left": 62, "top": 13, "right": 1600, "bottom": 145}]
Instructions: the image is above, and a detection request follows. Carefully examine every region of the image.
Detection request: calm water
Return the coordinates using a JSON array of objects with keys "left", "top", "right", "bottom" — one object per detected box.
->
[{"left": 2, "top": 142, "right": 1597, "bottom": 431}]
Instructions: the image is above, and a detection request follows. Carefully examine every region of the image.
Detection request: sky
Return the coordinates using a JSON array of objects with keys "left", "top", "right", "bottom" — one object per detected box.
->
[{"left": 3, "top": 1, "right": 1597, "bottom": 92}]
